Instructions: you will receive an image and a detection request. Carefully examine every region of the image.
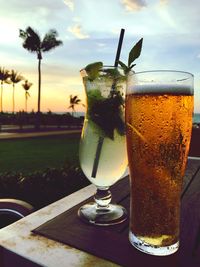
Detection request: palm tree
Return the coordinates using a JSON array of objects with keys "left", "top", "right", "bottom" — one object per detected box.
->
[
  {"left": 19, "top": 26, "right": 63, "bottom": 127},
  {"left": 0, "top": 67, "right": 10, "bottom": 113},
  {"left": 22, "top": 80, "right": 32, "bottom": 112},
  {"left": 10, "top": 70, "right": 24, "bottom": 113},
  {"left": 68, "top": 95, "right": 82, "bottom": 116}
]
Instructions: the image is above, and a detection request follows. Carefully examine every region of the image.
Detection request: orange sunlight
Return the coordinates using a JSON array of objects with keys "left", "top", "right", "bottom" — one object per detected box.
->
[{"left": 2, "top": 72, "right": 86, "bottom": 113}]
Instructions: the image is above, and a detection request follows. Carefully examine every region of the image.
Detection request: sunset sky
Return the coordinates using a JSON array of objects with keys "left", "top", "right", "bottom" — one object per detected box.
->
[{"left": 0, "top": 0, "right": 200, "bottom": 113}]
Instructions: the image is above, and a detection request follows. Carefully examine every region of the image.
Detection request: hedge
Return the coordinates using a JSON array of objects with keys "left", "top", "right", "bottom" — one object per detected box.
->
[{"left": 0, "top": 164, "right": 90, "bottom": 210}]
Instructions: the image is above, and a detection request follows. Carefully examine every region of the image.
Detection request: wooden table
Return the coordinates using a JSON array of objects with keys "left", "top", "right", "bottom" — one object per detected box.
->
[{"left": 0, "top": 157, "right": 200, "bottom": 267}]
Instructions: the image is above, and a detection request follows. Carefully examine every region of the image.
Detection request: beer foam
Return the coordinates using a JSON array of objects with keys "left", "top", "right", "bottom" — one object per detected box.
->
[{"left": 127, "top": 83, "right": 193, "bottom": 95}]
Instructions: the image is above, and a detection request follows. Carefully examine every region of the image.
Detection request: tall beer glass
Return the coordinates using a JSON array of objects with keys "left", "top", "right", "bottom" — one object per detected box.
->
[{"left": 125, "top": 70, "right": 194, "bottom": 255}]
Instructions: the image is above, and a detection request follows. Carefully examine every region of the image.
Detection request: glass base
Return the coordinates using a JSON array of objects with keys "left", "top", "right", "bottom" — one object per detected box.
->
[
  {"left": 78, "top": 202, "right": 127, "bottom": 226},
  {"left": 129, "top": 231, "right": 179, "bottom": 256}
]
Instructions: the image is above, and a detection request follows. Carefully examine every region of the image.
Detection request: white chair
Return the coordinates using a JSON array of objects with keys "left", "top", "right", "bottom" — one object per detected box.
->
[{"left": 0, "top": 198, "right": 34, "bottom": 228}]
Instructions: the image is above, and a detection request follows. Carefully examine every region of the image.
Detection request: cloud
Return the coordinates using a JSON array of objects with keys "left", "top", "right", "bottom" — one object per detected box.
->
[
  {"left": 72, "top": 17, "right": 81, "bottom": 22},
  {"left": 97, "top": 43, "right": 106, "bottom": 47},
  {"left": 68, "top": 24, "right": 89, "bottom": 39},
  {"left": 121, "top": 0, "right": 146, "bottom": 12},
  {"left": 63, "top": 0, "right": 74, "bottom": 11},
  {"left": 155, "top": 6, "right": 177, "bottom": 31},
  {"left": 159, "top": 0, "right": 169, "bottom": 6}
]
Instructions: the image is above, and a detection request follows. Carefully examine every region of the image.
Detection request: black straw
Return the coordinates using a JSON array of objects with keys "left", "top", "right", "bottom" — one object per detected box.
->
[
  {"left": 91, "top": 29, "right": 125, "bottom": 178},
  {"left": 114, "top": 28, "right": 125, "bottom": 67},
  {"left": 91, "top": 136, "right": 104, "bottom": 178}
]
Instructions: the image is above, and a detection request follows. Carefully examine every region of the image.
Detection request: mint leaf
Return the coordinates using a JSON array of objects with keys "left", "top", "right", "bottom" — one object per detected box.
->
[
  {"left": 102, "top": 68, "right": 121, "bottom": 78},
  {"left": 130, "top": 63, "right": 136, "bottom": 69},
  {"left": 118, "top": 60, "right": 129, "bottom": 74},
  {"left": 88, "top": 90, "right": 125, "bottom": 139},
  {"left": 117, "top": 38, "right": 143, "bottom": 74},
  {"left": 85, "top": 62, "right": 103, "bottom": 80},
  {"left": 128, "top": 38, "right": 143, "bottom": 67}
]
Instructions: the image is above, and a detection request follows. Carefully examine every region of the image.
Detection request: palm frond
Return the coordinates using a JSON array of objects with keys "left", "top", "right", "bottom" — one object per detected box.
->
[
  {"left": 0, "top": 67, "right": 10, "bottom": 82},
  {"left": 71, "top": 96, "right": 77, "bottom": 102},
  {"left": 68, "top": 94, "right": 82, "bottom": 114},
  {"left": 41, "top": 29, "right": 63, "bottom": 52},
  {"left": 69, "top": 95, "right": 82, "bottom": 104},
  {"left": 19, "top": 26, "right": 41, "bottom": 53},
  {"left": 22, "top": 80, "right": 33, "bottom": 91},
  {"left": 68, "top": 104, "right": 75, "bottom": 110},
  {"left": 10, "top": 70, "right": 24, "bottom": 83}
]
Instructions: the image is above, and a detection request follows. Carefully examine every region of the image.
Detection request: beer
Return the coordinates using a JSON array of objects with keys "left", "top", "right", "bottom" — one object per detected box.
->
[{"left": 126, "top": 79, "right": 194, "bottom": 255}]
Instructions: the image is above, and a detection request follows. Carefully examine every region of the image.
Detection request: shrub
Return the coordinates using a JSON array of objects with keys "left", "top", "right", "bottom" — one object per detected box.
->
[
  {"left": 0, "top": 164, "right": 90, "bottom": 210},
  {"left": 0, "top": 112, "right": 83, "bottom": 129}
]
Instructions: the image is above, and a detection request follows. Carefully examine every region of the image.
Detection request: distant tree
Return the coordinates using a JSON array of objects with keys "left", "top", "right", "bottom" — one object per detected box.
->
[
  {"left": 10, "top": 70, "right": 24, "bottom": 113},
  {"left": 68, "top": 95, "right": 82, "bottom": 116},
  {"left": 19, "top": 26, "right": 63, "bottom": 127},
  {"left": 21, "top": 80, "right": 32, "bottom": 112},
  {"left": 0, "top": 67, "right": 10, "bottom": 113}
]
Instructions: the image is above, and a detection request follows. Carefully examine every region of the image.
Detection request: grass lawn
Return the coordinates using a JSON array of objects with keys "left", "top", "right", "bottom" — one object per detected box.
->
[
  {"left": 0, "top": 133, "right": 80, "bottom": 173},
  {"left": 0, "top": 128, "right": 198, "bottom": 174}
]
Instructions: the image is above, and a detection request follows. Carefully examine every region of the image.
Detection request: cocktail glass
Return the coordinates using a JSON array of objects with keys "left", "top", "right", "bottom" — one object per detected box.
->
[
  {"left": 78, "top": 66, "right": 128, "bottom": 226},
  {"left": 126, "top": 70, "right": 194, "bottom": 255}
]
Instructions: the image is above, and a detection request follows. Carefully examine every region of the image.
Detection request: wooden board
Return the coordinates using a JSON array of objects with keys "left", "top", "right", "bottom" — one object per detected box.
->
[{"left": 33, "top": 159, "right": 200, "bottom": 267}]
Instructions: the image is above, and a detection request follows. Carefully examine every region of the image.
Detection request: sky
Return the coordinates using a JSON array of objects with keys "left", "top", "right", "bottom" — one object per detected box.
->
[{"left": 0, "top": 0, "right": 200, "bottom": 113}]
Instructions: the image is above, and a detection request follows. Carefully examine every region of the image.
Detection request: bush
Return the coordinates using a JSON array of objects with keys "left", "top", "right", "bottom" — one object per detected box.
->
[
  {"left": 0, "top": 164, "right": 90, "bottom": 210},
  {"left": 0, "top": 112, "right": 83, "bottom": 129}
]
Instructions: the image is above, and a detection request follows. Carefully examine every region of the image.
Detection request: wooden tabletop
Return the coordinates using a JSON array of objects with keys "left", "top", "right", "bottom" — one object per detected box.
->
[{"left": 0, "top": 157, "right": 200, "bottom": 267}]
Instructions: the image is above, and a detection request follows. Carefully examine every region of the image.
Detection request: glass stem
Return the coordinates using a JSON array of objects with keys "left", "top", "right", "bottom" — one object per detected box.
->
[{"left": 94, "top": 187, "right": 112, "bottom": 208}]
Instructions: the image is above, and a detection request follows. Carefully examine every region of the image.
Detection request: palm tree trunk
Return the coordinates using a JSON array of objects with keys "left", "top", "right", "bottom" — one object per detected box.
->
[
  {"left": 12, "top": 84, "right": 15, "bottom": 113},
  {"left": 1, "top": 83, "right": 3, "bottom": 113},
  {"left": 38, "top": 58, "right": 41, "bottom": 113},
  {"left": 25, "top": 93, "right": 27, "bottom": 112},
  {"left": 36, "top": 57, "right": 41, "bottom": 129}
]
